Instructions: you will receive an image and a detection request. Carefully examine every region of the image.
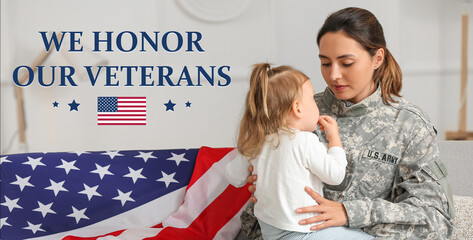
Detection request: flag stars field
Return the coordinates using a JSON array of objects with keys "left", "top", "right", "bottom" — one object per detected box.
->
[
  {"left": 23, "top": 157, "right": 46, "bottom": 170},
  {"left": 90, "top": 164, "right": 114, "bottom": 179},
  {"left": 71, "top": 151, "right": 90, "bottom": 157},
  {"left": 0, "top": 149, "right": 200, "bottom": 239},
  {"left": 113, "top": 190, "right": 135, "bottom": 206},
  {"left": 56, "top": 159, "right": 80, "bottom": 174},
  {"left": 23, "top": 222, "right": 45, "bottom": 234},
  {"left": 1, "top": 217, "right": 11, "bottom": 229},
  {"left": 0, "top": 156, "right": 11, "bottom": 164},
  {"left": 157, "top": 171, "right": 179, "bottom": 188},
  {"left": 78, "top": 184, "right": 102, "bottom": 201},
  {"left": 167, "top": 153, "right": 190, "bottom": 166},
  {"left": 101, "top": 151, "right": 124, "bottom": 159},
  {"left": 33, "top": 201, "right": 56, "bottom": 218},
  {"left": 45, "top": 179, "right": 68, "bottom": 196},
  {"left": 11, "top": 175, "right": 34, "bottom": 191},
  {"left": 134, "top": 151, "right": 157, "bottom": 162},
  {"left": 67, "top": 207, "right": 89, "bottom": 224},
  {"left": 124, "top": 167, "right": 147, "bottom": 183},
  {"left": 1, "top": 196, "right": 22, "bottom": 212}
]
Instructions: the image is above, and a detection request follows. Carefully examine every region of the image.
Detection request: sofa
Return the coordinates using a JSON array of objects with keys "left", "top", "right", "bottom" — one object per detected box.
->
[
  {"left": 1, "top": 141, "right": 472, "bottom": 240},
  {"left": 438, "top": 141, "right": 473, "bottom": 240}
]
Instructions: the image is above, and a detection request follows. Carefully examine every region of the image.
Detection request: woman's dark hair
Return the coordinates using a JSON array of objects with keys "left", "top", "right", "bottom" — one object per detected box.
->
[{"left": 317, "top": 7, "right": 402, "bottom": 105}]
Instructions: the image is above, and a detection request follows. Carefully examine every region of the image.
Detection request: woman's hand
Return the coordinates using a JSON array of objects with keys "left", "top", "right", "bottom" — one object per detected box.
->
[
  {"left": 247, "top": 165, "right": 258, "bottom": 203},
  {"left": 296, "top": 186, "right": 348, "bottom": 230}
]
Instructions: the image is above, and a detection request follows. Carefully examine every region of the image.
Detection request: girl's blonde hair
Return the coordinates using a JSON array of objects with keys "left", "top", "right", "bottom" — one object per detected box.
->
[{"left": 238, "top": 63, "right": 309, "bottom": 159}]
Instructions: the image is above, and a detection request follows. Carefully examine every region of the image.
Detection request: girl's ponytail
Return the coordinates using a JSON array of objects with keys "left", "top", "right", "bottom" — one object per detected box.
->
[
  {"left": 238, "top": 63, "right": 272, "bottom": 159},
  {"left": 248, "top": 63, "right": 271, "bottom": 119}
]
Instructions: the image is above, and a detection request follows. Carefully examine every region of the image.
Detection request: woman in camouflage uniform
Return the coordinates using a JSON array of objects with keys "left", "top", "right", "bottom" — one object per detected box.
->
[{"left": 240, "top": 7, "right": 454, "bottom": 240}]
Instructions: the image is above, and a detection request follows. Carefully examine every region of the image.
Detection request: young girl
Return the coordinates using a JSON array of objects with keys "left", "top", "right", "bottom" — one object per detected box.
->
[{"left": 225, "top": 63, "right": 372, "bottom": 239}]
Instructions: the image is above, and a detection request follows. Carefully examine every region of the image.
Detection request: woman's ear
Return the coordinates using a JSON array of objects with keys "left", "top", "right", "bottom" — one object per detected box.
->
[
  {"left": 374, "top": 48, "right": 385, "bottom": 69},
  {"left": 292, "top": 100, "right": 303, "bottom": 119}
]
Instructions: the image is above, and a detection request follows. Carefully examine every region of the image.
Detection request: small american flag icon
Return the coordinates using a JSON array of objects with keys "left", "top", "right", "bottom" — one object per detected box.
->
[{"left": 97, "top": 97, "right": 146, "bottom": 125}]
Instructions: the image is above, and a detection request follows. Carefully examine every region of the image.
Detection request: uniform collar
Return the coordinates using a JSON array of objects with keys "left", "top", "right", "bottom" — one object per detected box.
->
[{"left": 322, "top": 86, "right": 384, "bottom": 117}]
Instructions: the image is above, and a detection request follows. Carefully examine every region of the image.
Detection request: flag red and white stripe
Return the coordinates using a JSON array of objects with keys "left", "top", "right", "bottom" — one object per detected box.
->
[
  {"left": 97, "top": 97, "right": 146, "bottom": 125},
  {"left": 59, "top": 147, "right": 251, "bottom": 240}
]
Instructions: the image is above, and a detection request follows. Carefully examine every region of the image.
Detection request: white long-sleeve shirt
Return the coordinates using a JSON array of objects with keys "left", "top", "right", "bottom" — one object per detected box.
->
[{"left": 225, "top": 130, "right": 347, "bottom": 232}]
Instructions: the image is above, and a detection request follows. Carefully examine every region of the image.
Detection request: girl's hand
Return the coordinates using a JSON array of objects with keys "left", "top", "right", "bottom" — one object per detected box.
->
[
  {"left": 296, "top": 186, "right": 348, "bottom": 230},
  {"left": 247, "top": 165, "right": 258, "bottom": 203},
  {"left": 318, "top": 116, "right": 338, "bottom": 136},
  {"left": 318, "top": 116, "right": 342, "bottom": 148}
]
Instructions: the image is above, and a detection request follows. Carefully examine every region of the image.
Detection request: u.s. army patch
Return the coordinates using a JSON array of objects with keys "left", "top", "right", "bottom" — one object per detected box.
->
[{"left": 362, "top": 149, "right": 400, "bottom": 165}]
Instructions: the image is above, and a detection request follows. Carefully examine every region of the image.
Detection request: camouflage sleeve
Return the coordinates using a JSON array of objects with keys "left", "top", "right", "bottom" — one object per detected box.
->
[
  {"left": 342, "top": 122, "right": 454, "bottom": 239},
  {"left": 240, "top": 202, "right": 263, "bottom": 240}
]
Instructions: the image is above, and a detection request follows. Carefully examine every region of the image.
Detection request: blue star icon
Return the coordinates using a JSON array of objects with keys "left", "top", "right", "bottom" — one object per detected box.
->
[
  {"left": 53, "top": 101, "right": 59, "bottom": 107},
  {"left": 164, "top": 100, "right": 176, "bottom": 111},
  {"left": 68, "top": 100, "right": 80, "bottom": 111},
  {"left": 185, "top": 101, "right": 192, "bottom": 108}
]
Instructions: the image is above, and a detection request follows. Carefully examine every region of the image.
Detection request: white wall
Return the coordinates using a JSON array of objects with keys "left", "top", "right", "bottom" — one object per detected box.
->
[
  {"left": 399, "top": 0, "right": 473, "bottom": 140},
  {"left": 1, "top": 0, "right": 472, "bottom": 154}
]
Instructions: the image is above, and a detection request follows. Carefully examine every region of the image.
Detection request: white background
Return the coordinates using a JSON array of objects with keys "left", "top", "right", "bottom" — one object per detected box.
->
[{"left": 1, "top": 0, "right": 473, "bottom": 154}]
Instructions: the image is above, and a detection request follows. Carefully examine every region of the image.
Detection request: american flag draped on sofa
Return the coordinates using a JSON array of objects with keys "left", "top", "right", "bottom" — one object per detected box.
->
[{"left": 0, "top": 147, "right": 251, "bottom": 240}]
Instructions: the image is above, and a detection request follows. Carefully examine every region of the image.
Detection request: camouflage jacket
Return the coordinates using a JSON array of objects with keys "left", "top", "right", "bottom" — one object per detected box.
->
[{"left": 241, "top": 87, "right": 454, "bottom": 240}]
